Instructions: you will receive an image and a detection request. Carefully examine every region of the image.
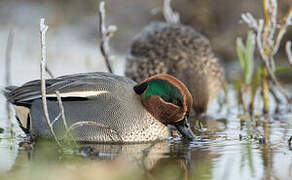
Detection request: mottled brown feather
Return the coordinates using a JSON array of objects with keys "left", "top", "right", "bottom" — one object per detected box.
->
[{"left": 126, "top": 22, "right": 224, "bottom": 114}]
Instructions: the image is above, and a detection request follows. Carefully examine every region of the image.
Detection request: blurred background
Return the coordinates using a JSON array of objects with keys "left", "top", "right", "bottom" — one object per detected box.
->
[
  {"left": 1, "top": 1, "right": 292, "bottom": 179},
  {"left": 0, "top": 0, "right": 291, "bottom": 85}
]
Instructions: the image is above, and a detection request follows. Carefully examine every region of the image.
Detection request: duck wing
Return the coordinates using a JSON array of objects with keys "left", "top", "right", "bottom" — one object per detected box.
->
[{"left": 5, "top": 72, "right": 136, "bottom": 107}]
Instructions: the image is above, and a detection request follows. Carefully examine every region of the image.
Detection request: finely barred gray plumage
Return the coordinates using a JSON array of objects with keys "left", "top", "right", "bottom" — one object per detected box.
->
[
  {"left": 4, "top": 72, "right": 169, "bottom": 143},
  {"left": 125, "top": 22, "right": 224, "bottom": 114}
]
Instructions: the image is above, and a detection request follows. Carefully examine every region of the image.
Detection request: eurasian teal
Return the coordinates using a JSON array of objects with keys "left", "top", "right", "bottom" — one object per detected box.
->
[
  {"left": 125, "top": 22, "right": 224, "bottom": 114},
  {"left": 4, "top": 72, "right": 194, "bottom": 143}
]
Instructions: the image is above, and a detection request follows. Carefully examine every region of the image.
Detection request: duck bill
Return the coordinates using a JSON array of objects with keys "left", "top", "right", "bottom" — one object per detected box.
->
[{"left": 174, "top": 116, "right": 195, "bottom": 141}]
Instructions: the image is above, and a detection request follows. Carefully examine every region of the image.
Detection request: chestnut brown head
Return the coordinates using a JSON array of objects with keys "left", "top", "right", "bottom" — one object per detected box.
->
[{"left": 134, "top": 74, "right": 194, "bottom": 140}]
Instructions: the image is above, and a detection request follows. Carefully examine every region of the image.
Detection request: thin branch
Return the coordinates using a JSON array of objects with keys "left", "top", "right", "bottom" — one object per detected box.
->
[
  {"left": 41, "top": 48, "right": 71, "bottom": 143},
  {"left": 252, "top": 18, "right": 289, "bottom": 100},
  {"left": 241, "top": 13, "right": 258, "bottom": 30},
  {"left": 40, "top": 18, "right": 62, "bottom": 147},
  {"left": 286, "top": 41, "right": 292, "bottom": 66},
  {"left": 256, "top": 20, "right": 269, "bottom": 64},
  {"left": 51, "top": 113, "right": 62, "bottom": 126},
  {"left": 262, "top": 0, "right": 278, "bottom": 70},
  {"left": 5, "top": 29, "right": 14, "bottom": 127},
  {"left": 42, "top": 56, "right": 69, "bottom": 134},
  {"left": 45, "top": 65, "right": 54, "bottom": 78},
  {"left": 271, "top": 6, "right": 292, "bottom": 57},
  {"left": 55, "top": 91, "right": 68, "bottom": 131},
  {"left": 163, "top": 0, "right": 180, "bottom": 24},
  {"left": 262, "top": 0, "right": 277, "bottom": 48},
  {"left": 254, "top": 20, "right": 284, "bottom": 97},
  {"left": 268, "top": 0, "right": 277, "bottom": 40},
  {"left": 270, "top": 56, "right": 276, "bottom": 71},
  {"left": 262, "top": 56, "right": 289, "bottom": 100},
  {"left": 98, "top": 1, "right": 116, "bottom": 73},
  {"left": 269, "top": 85, "right": 282, "bottom": 113}
]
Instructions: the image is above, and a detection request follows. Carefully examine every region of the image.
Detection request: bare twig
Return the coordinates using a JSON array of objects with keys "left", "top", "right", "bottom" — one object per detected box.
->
[
  {"left": 271, "top": 6, "right": 292, "bottom": 57},
  {"left": 66, "top": 121, "right": 122, "bottom": 142},
  {"left": 163, "top": 0, "right": 180, "bottom": 24},
  {"left": 269, "top": 86, "right": 282, "bottom": 113},
  {"left": 262, "top": 0, "right": 278, "bottom": 70},
  {"left": 41, "top": 47, "right": 72, "bottom": 143},
  {"left": 45, "top": 65, "right": 54, "bottom": 78},
  {"left": 255, "top": 20, "right": 269, "bottom": 65},
  {"left": 264, "top": 6, "right": 292, "bottom": 99},
  {"left": 5, "top": 29, "right": 14, "bottom": 127},
  {"left": 42, "top": 56, "right": 69, "bottom": 133},
  {"left": 51, "top": 112, "right": 62, "bottom": 127},
  {"left": 55, "top": 91, "right": 68, "bottom": 131},
  {"left": 98, "top": 1, "right": 116, "bottom": 73},
  {"left": 241, "top": 13, "right": 258, "bottom": 30},
  {"left": 262, "top": 0, "right": 277, "bottom": 49},
  {"left": 40, "top": 18, "right": 62, "bottom": 147},
  {"left": 286, "top": 41, "right": 292, "bottom": 66}
]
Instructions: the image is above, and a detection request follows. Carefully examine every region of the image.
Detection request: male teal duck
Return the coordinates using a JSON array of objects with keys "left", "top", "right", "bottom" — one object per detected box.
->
[
  {"left": 4, "top": 72, "right": 194, "bottom": 143},
  {"left": 125, "top": 22, "right": 224, "bottom": 114}
]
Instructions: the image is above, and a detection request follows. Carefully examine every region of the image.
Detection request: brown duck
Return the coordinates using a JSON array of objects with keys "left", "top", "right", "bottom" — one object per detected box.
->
[{"left": 125, "top": 22, "right": 224, "bottom": 114}]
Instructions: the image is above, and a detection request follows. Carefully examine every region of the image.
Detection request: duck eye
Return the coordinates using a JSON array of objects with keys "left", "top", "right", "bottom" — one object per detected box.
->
[
  {"left": 171, "top": 99, "right": 183, "bottom": 107},
  {"left": 159, "top": 97, "right": 182, "bottom": 107}
]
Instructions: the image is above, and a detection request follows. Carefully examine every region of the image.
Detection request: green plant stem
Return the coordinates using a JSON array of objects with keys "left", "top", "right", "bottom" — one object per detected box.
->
[
  {"left": 262, "top": 65, "right": 269, "bottom": 114},
  {"left": 249, "top": 66, "right": 262, "bottom": 115},
  {"left": 249, "top": 92, "right": 255, "bottom": 116}
]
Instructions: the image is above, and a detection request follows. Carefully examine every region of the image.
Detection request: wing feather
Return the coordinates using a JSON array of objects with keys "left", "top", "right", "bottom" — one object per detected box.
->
[{"left": 5, "top": 72, "right": 135, "bottom": 107}]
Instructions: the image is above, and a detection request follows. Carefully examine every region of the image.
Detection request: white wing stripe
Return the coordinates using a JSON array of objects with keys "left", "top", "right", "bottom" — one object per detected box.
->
[{"left": 46, "top": 90, "right": 109, "bottom": 98}]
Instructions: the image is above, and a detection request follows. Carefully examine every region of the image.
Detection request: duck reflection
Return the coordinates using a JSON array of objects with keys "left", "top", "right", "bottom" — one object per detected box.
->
[{"left": 8, "top": 116, "right": 227, "bottom": 180}]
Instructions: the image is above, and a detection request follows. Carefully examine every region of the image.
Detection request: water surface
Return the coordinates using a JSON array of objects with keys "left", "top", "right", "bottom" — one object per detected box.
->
[{"left": 0, "top": 105, "right": 292, "bottom": 180}]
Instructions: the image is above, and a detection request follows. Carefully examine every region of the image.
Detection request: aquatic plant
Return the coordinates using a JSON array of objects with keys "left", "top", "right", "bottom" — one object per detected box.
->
[
  {"left": 236, "top": 0, "right": 292, "bottom": 115},
  {"left": 236, "top": 31, "right": 256, "bottom": 86}
]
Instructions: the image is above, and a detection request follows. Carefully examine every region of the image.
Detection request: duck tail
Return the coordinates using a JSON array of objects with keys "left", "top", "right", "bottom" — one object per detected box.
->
[
  {"left": 1, "top": 86, "right": 18, "bottom": 100},
  {"left": 2, "top": 86, "right": 31, "bottom": 134}
]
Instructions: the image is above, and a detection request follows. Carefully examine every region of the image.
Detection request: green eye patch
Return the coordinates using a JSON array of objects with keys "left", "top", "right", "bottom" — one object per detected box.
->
[{"left": 144, "top": 79, "right": 183, "bottom": 107}]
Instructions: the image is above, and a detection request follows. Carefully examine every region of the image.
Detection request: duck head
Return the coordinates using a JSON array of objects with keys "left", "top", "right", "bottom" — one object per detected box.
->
[{"left": 134, "top": 74, "right": 195, "bottom": 140}]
